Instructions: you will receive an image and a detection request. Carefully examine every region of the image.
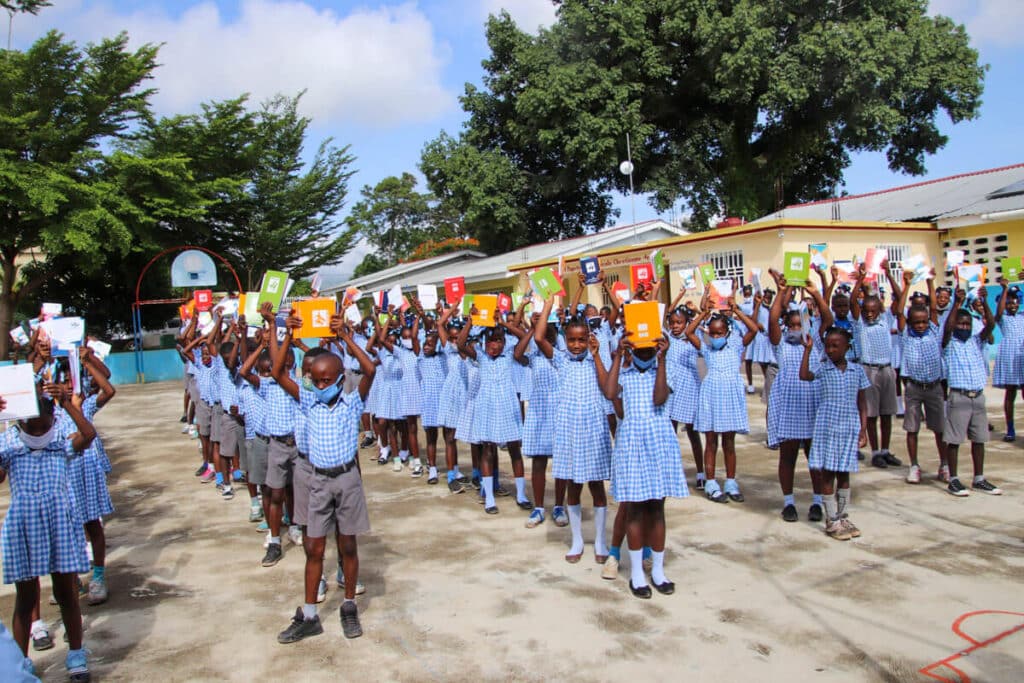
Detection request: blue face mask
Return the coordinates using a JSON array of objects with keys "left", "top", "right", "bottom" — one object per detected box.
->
[
  {"left": 301, "top": 376, "right": 314, "bottom": 391},
  {"left": 312, "top": 378, "right": 343, "bottom": 404},
  {"left": 784, "top": 330, "right": 803, "bottom": 345},
  {"left": 568, "top": 350, "right": 589, "bottom": 361},
  {"left": 709, "top": 336, "right": 728, "bottom": 351},
  {"left": 632, "top": 356, "right": 656, "bottom": 372},
  {"left": 952, "top": 328, "right": 971, "bottom": 342},
  {"left": 908, "top": 327, "right": 927, "bottom": 338}
]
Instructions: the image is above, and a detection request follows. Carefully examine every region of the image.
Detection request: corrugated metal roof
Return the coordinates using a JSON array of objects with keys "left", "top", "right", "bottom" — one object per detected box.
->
[{"left": 753, "top": 164, "right": 1024, "bottom": 223}]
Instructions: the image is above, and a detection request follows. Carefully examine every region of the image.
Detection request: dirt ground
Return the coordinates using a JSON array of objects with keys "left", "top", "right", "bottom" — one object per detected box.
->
[{"left": 2, "top": 379, "right": 1023, "bottom": 682}]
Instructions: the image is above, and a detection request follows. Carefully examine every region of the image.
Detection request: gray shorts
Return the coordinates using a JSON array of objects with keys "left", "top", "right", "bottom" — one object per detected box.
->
[
  {"left": 293, "top": 454, "right": 313, "bottom": 526},
  {"left": 903, "top": 381, "right": 944, "bottom": 433},
  {"left": 306, "top": 466, "right": 370, "bottom": 538},
  {"left": 862, "top": 365, "right": 897, "bottom": 418},
  {"left": 187, "top": 376, "right": 200, "bottom": 404},
  {"left": 219, "top": 411, "right": 244, "bottom": 460},
  {"left": 944, "top": 390, "right": 989, "bottom": 445},
  {"left": 210, "top": 405, "right": 224, "bottom": 443},
  {"left": 246, "top": 436, "right": 269, "bottom": 485},
  {"left": 195, "top": 400, "right": 213, "bottom": 437},
  {"left": 266, "top": 437, "right": 297, "bottom": 490},
  {"left": 343, "top": 370, "right": 361, "bottom": 395}
]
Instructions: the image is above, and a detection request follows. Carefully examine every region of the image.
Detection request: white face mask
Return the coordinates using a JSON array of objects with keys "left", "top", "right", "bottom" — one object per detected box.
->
[
  {"left": 400, "top": 338, "right": 413, "bottom": 350},
  {"left": 18, "top": 425, "right": 55, "bottom": 450}
]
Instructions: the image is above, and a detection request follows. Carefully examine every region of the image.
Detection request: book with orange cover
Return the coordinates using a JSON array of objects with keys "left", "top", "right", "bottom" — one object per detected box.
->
[
  {"left": 709, "top": 279, "right": 734, "bottom": 310},
  {"left": 471, "top": 294, "right": 498, "bottom": 327},
  {"left": 623, "top": 301, "right": 661, "bottom": 349},
  {"left": 293, "top": 298, "right": 336, "bottom": 338}
]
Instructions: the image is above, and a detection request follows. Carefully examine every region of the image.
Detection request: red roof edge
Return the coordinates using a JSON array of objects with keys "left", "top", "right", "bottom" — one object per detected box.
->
[{"left": 782, "top": 163, "right": 1024, "bottom": 210}]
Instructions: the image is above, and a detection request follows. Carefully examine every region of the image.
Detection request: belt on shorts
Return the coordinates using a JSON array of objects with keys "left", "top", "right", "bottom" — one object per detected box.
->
[
  {"left": 314, "top": 461, "right": 356, "bottom": 477},
  {"left": 255, "top": 435, "right": 269, "bottom": 443},
  {"left": 271, "top": 434, "right": 296, "bottom": 447},
  {"left": 950, "top": 388, "right": 983, "bottom": 399},
  {"left": 861, "top": 362, "right": 891, "bottom": 369},
  {"left": 904, "top": 377, "right": 940, "bottom": 390}
]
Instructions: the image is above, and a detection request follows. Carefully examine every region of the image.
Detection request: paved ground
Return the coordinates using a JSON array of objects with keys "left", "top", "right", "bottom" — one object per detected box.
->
[{"left": 2, "top": 380, "right": 1023, "bottom": 682}]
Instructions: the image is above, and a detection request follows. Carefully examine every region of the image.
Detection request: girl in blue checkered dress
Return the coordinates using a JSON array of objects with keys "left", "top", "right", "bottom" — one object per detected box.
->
[
  {"left": 418, "top": 329, "right": 448, "bottom": 485},
  {"left": 994, "top": 280, "right": 1024, "bottom": 440},
  {"left": 603, "top": 333, "right": 687, "bottom": 598},
  {"left": 534, "top": 296, "right": 613, "bottom": 565},
  {"left": 766, "top": 274, "right": 831, "bottom": 523},
  {"left": 686, "top": 293, "right": 760, "bottom": 503},
  {"left": 395, "top": 317, "right": 424, "bottom": 476},
  {"left": 0, "top": 383, "right": 94, "bottom": 676},
  {"left": 749, "top": 290, "right": 775, "bottom": 367},
  {"left": 373, "top": 319, "right": 405, "bottom": 467},
  {"left": 801, "top": 328, "right": 869, "bottom": 541},
  {"left": 436, "top": 309, "right": 470, "bottom": 490},
  {"left": 664, "top": 307, "right": 705, "bottom": 489}
]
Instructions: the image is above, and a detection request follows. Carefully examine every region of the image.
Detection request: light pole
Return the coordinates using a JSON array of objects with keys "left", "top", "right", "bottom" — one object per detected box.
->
[{"left": 619, "top": 132, "right": 636, "bottom": 237}]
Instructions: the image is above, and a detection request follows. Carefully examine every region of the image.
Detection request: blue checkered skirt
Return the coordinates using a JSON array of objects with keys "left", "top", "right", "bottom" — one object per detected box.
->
[{"left": 68, "top": 451, "right": 114, "bottom": 523}]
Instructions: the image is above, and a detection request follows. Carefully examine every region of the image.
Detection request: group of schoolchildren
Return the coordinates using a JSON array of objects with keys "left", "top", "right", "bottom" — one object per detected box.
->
[
  {"left": 1, "top": 252, "right": 1015, "bottom": 677},
  {"left": 0, "top": 329, "right": 118, "bottom": 682}
]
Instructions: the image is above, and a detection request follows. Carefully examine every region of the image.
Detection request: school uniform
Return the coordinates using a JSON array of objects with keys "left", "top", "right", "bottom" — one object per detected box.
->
[
  {"left": 417, "top": 351, "right": 447, "bottom": 429},
  {"left": 373, "top": 348, "right": 404, "bottom": 421},
  {"left": 750, "top": 304, "right": 774, "bottom": 364},
  {"left": 766, "top": 337, "right": 821, "bottom": 447},
  {"left": 292, "top": 392, "right": 314, "bottom": 526},
  {"left": 260, "top": 377, "right": 300, "bottom": 490},
  {"left": 993, "top": 312, "right": 1024, "bottom": 388},
  {"left": 943, "top": 333, "right": 990, "bottom": 445},
  {"left": 610, "top": 364, "right": 688, "bottom": 502},
  {"left": 300, "top": 388, "right": 371, "bottom": 538},
  {"left": 469, "top": 352, "right": 523, "bottom": 444},
  {"left": 67, "top": 395, "right": 114, "bottom": 523},
  {"left": 522, "top": 342, "right": 557, "bottom": 456},
  {"left": 738, "top": 298, "right": 755, "bottom": 362},
  {"left": 664, "top": 333, "right": 700, "bottom": 426},
  {"left": 341, "top": 334, "right": 368, "bottom": 395},
  {"left": 455, "top": 351, "right": 482, "bottom": 445},
  {"left": 218, "top": 369, "right": 247, "bottom": 463},
  {"left": 238, "top": 382, "right": 269, "bottom": 485},
  {"left": 694, "top": 333, "right": 749, "bottom": 434},
  {"left": 854, "top": 312, "right": 898, "bottom": 417},
  {"left": 808, "top": 359, "right": 871, "bottom": 472},
  {"left": 0, "top": 422, "right": 90, "bottom": 584},
  {"left": 437, "top": 342, "right": 467, "bottom": 430},
  {"left": 395, "top": 343, "right": 423, "bottom": 418},
  {"left": 901, "top": 324, "right": 945, "bottom": 434},
  {"left": 192, "top": 353, "right": 217, "bottom": 437},
  {"left": 550, "top": 348, "right": 612, "bottom": 483}
]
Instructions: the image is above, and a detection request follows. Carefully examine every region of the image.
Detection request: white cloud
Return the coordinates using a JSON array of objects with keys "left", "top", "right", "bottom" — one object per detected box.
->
[
  {"left": 13, "top": 0, "right": 456, "bottom": 126},
  {"left": 481, "top": 0, "right": 557, "bottom": 32},
  {"left": 929, "top": 0, "right": 1024, "bottom": 48}
]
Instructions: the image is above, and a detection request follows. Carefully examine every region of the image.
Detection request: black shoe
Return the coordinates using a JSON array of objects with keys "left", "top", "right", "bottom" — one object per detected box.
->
[
  {"left": 494, "top": 484, "right": 511, "bottom": 497},
  {"left": 485, "top": 505, "right": 499, "bottom": 515},
  {"left": 340, "top": 601, "right": 363, "bottom": 639},
  {"left": 882, "top": 451, "right": 902, "bottom": 467},
  {"left": 695, "top": 478, "right": 705, "bottom": 490},
  {"left": 727, "top": 491, "right": 745, "bottom": 503},
  {"left": 470, "top": 476, "right": 481, "bottom": 490},
  {"left": 516, "top": 499, "right": 533, "bottom": 510},
  {"left": 427, "top": 475, "right": 438, "bottom": 485},
  {"left": 871, "top": 454, "right": 888, "bottom": 469},
  {"left": 359, "top": 435, "right": 375, "bottom": 449},
  {"left": 808, "top": 503, "right": 823, "bottom": 522},
  {"left": 857, "top": 450, "right": 866, "bottom": 461},
  {"left": 262, "top": 543, "right": 283, "bottom": 567},
  {"left": 32, "top": 630, "right": 54, "bottom": 651},
  {"left": 705, "top": 489, "right": 728, "bottom": 503},
  {"left": 971, "top": 478, "right": 1003, "bottom": 495},
  {"left": 652, "top": 580, "right": 675, "bottom": 595},
  {"left": 947, "top": 478, "right": 970, "bottom": 497},
  {"left": 781, "top": 504, "right": 798, "bottom": 522},
  {"left": 629, "top": 580, "right": 652, "bottom": 599},
  {"left": 456, "top": 474, "right": 470, "bottom": 484},
  {"left": 448, "top": 479, "right": 465, "bottom": 494},
  {"left": 179, "top": 415, "right": 187, "bottom": 423},
  {"left": 194, "top": 463, "right": 208, "bottom": 477},
  {"left": 278, "top": 608, "right": 323, "bottom": 643}
]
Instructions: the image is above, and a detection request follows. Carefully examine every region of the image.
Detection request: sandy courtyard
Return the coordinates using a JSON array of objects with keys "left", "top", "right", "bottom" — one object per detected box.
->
[{"left": 2, "top": 380, "right": 1023, "bottom": 682}]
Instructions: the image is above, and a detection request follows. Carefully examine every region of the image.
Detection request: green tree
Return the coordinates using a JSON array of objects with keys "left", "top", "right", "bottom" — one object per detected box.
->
[
  {"left": 466, "top": 2, "right": 985, "bottom": 228},
  {"left": 345, "top": 172, "right": 447, "bottom": 263},
  {"left": 0, "top": 30, "right": 177, "bottom": 357},
  {"left": 351, "top": 252, "right": 389, "bottom": 279}
]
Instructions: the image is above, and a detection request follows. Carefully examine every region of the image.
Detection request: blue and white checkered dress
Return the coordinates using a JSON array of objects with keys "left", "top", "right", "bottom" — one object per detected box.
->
[
  {"left": 665, "top": 334, "right": 701, "bottom": 425},
  {"left": 750, "top": 305, "right": 774, "bottom": 363},
  {"left": 418, "top": 352, "right": 447, "bottom": 428},
  {"left": 470, "top": 353, "right": 523, "bottom": 444},
  {"left": 550, "top": 349, "right": 612, "bottom": 482},
  {"left": 808, "top": 359, "right": 870, "bottom": 472},
  {"left": 738, "top": 300, "right": 755, "bottom": 361},
  {"left": 67, "top": 397, "right": 114, "bottom": 523},
  {"left": 455, "top": 353, "right": 482, "bottom": 444},
  {"left": 993, "top": 313, "right": 1024, "bottom": 387},
  {"left": 900, "top": 324, "right": 943, "bottom": 383},
  {"left": 1, "top": 423, "right": 90, "bottom": 584},
  {"left": 437, "top": 343, "right": 467, "bottom": 429},
  {"left": 82, "top": 394, "right": 111, "bottom": 473},
  {"left": 766, "top": 339, "right": 821, "bottom": 446},
  {"left": 364, "top": 348, "right": 383, "bottom": 416},
  {"left": 374, "top": 348, "right": 405, "bottom": 421},
  {"left": 611, "top": 365, "right": 688, "bottom": 502},
  {"left": 594, "top": 323, "right": 618, "bottom": 416},
  {"left": 695, "top": 333, "right": 749, "bottom": 434},
  {"left": 395, "top": 345, "right": 423, "bottom": 417},
  {"left": 522, "top": 346, "right": 558, "bottom": 456}
]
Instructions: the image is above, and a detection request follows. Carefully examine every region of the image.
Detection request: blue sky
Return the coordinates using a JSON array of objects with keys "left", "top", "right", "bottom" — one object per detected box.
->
[{"left": 11, "top": 0, "right": 1023, "bottom": 277}]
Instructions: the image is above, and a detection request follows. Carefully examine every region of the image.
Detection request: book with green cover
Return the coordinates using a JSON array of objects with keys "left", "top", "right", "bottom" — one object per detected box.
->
[
  {"left": 697, "top": 262, "right": 716, "bottom": 285},
  {"left": 257, "top": 270, "right": 289, "bottom": 312},
  {"left": 783, "top": 252, "right": 810, "bottom": 287},
  {"left": 1001, "top": 257, "right": 1022, "bottom": 282},
  {"left": 529, "top": 267, "right": 565, "bottom": 299},
  {"left": 650, "top": 249, "right": 666, "bottom": 279}
]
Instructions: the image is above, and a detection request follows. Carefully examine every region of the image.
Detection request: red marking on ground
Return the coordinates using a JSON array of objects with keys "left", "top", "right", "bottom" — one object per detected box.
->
[{"left": 919, "top": 610, "right": 1024, "bottom": 682}]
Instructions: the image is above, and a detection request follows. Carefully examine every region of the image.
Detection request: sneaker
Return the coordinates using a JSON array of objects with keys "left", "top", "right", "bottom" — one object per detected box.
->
[
  {"left": 66, "top": 649, "right": 90, "bottom": 683},
  {"left": 377, "top": 448, "right": 390, "bottom": 465},
  {"left": 470, "top": 476, "right": 481, "bottom": 490},
  {"left": 808, "top": 503, "right": 824, "bottom": 522},
  {"left": 288, "top": 526, "right": 303, "bottom": 546},
  {"left": 277, "top": 608, "right": 323, "bottom": 644},
  {"left": 882, "top": 450, "right": 902, "bottom": 467},
  {"left": 427, "top": 472, "right": 438, "bottom": 485},
  {"left": 340, "top": 601, "right": 363, "bottom": 639},
  {"left": 1003, "top": 433, "right": 1016, "bottom": 442},
  {"left": 695, "top": 477, "right": 705, "bottom": 491},
  {"left": 825, "top": 520, "right": 852, "bottom": 541},
  {"left": 410, "top": 460, "right": 423, "bottom": 478},
  {"left": 360, "top": 434, "right": 376, "bottom": 449},
  {"left": 840, "top": 518, "right": 862, "bottom": 538},
  {"left": 525, "top": 509, "right": 545, "bottom": 528},
  {"left": 448, "top": 479, "right": 465, "bottom": 494},
  {"left": 336, "top": 569, "right": 366, "bottom": 595},
  {"left": 857, "top": 450, "right": 866, "bottom": 461},
  {"left": 233, "top": 469, "right": 245, "bottom": 483},
  {"left": 262, "top": 543, "right": 283, "bottom": 567},
  {"left": 200, "top": 468, "right": 215, "bottom": 483},
  {"left": 249, "top": 506, "right": 264, "bottom": 523},
  {"left": 189, "top": 425, "right": 198, "bottom": 438},
  {"left": 256, "top": 521, "right": 269, "bottom": 532},
  {"left": 552, "top": 506, "right": 569, "bottom": 527},
  {"left": 316, "top": 577, "right": 328, "bottom": 604},
  {"left": 494, "top": 484, "right": 511, "bottom": 497},
  {"left": 745, "top": 384, "right": 755, "bottom": 394},
  {"left": 871, "top": 453, "right": 888, "bottom": 469},
  {"left": 31, "top": 627, "right": 54, "bottom": 651},
  {"left": 221, "top": 487, "right": 235, "bottom": 500},
  {"left": 781, "top": 504, "right": 798, "bottom": 522},
  {"left": 180, "top": 414, "right": 188, "bottom": 423},
  {"left": 194, "top": 463, "right": 208, "bottom": 477},
  {"left": 937, "top": 465, "right": 951, "bottom": 483},
  {"left": 87, "top": 577, "right": 108, "bottom": 605},
  {"left": 181, "top": 423, "right": 190, "bottom": 434},
  {"left": 601, "top": 555, "right": 619, "bottom": 580},
  {"left": 392, "top": 458, "right": 403, "bottom": 473},
  {"left": 906, "top": 464, "right": 922, "bottom": 484},
  {"left": 972, "top": 478, "right": 1003, "bottom": 495},
  {"left": 947, "top": 478, "right": 970, "bottom": 497}
]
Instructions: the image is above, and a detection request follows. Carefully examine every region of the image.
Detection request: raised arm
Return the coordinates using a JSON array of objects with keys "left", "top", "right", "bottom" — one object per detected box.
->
[
  {"left": 601, "top": 334, "right": 624, "bottom": 401},
  {"left": 996, "top": 277, "right": 1010, "bottom": 322},
  {"left": 883, "top": 259, "right": 902, "bottom": 316},
  {"left": 410, "top": 314, "right": 421, "bottom": 355},
  {"left": 926, "top": 273, "right": 938, "bottom": 324},
  {"left": 798, "top": 335, "right": 816, "bottom": 382},
  {"left": 653, "top": 335, "right": 670, "bottom": 406},
  {"left": 239, "top": 336, "right": 268, "bottom": 387},
  {"left": 80, "top": 348, "right": 116, "bottom": 408},
  {"left": 805, "top": 277, "right": 833, "bottom": 333},
  {"left": 942, "top": 288, "right": 965, "bottom": 347},
  {"left": 684, "top": 306, "right": 709, "bottom": 350},
  {"left": 455, "top": 313, "right": 476, "bottom": 360},
  {"left": 850, "top": 264, "right": 867, "bottom": 320},
  {"left": 591, "top": 333, "right": 612, "bottom": 398},
  {"left": 333, "top": 317, "right": 376, "bottom": 401},
  {"left": 895, "top": 269, "right": 913, "bottom": 332},
  {"left": 731, "top": 301, "right": 759, "bottom": 347},
  {"left": 979, "top": 286, "right": 996, "bottom": 340},
  {"left": 49, "top": 384, "right": 96, "bottom": 452},
  {"left": 532, "top": 296, "right": 556, "bottom": 359},
  {"left": 767, "top": 273, "right": 788, "bottom": 346}
]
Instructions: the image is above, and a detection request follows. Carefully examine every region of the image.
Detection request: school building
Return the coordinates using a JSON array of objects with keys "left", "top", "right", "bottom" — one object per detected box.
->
[{"left": 322, "top": 163, "right": 1024, "bottom": 308}]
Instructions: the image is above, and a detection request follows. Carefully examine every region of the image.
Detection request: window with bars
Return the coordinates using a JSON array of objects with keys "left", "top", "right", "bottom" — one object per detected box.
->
[
  {"left": 942, "top": 234, "right": 1008, "bottom": 287},
  {"left": 701, "top": 249, "right": 745, "bottom": 285},
  {"left": 601, "top": 273, "right": 621, "bottom": 307},
  {"left": 876, "top": 243, "right": 911, "bottom": 280}
]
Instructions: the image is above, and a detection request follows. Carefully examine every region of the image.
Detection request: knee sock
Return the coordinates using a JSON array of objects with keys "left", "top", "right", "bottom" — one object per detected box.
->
[
  {"left": 92, "top": 565, "right": 105, "bottom": 581},
  {"left": 593, "top": 506, "right": 608, "bottom": 555},
  {"left": 650, "top": 550, "right": 667, "bottom": 585},
  {"left": 481, "top": 476, "right": 495, "bottom": 508},
  {"left": 567, "top": 504, "right": 584, "bottom": 555},
  {"left": 609, "top": 545, "right": 621, "bottom": 561},
  {"left": 628, "top": 548, "right": 647, "bottom": 587},
  {"left": 836, "top": 488, "right": 850, "bottom": 518},
  {"left": 823, "top": 497, "right": 838, "bottom": 522},
  {"left": 515, "top": 476, "right": 527, "bottom": 502}
]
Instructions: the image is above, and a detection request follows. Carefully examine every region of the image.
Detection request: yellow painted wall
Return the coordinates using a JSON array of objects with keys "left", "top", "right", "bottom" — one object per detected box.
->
[{"left": 944, "top": 218, "right": 1024, "bottom": 285}]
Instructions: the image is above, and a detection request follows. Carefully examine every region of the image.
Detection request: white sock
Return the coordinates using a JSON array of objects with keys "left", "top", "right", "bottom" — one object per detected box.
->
[
  {"left": 628, "top": 548, "right": 647, "bottom": 588},
  {"left": 428, "top": 466, "right": 438, "bottom": 480},
  {"left": 380, "top": 446, "right": 391, "bottom": 458},
  {"left": 836, "top": 488, "right": 850, "bottom": 518},
  {"left": 482, "top": 476, "right": 495, "bottom": 507},
  {"left": 302, "top": 603, "right": 317, "bottom": 620},
  {"left": 31, "top": 619, "right": 46, "bottom": 635},
  {"left": 515, "top": 476, "right": 527, "bottom": 501},
  {"left": 650, "top": 550, "right": 668, "bottom": 585},
  {"left": 399, "top": 449, "right": 410, "bottom": 462},
  {"left": 568, "top": 504, "right": 584, "bottom": 555},
  {"left": 593, "top": 506, "right": 608, "bottom": 555},
  {"left": 696, "top": 472, "right": 706, "bottom": 482},
  {"left": 270, "top": 536, "right": 281, "bottom": 545}
]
